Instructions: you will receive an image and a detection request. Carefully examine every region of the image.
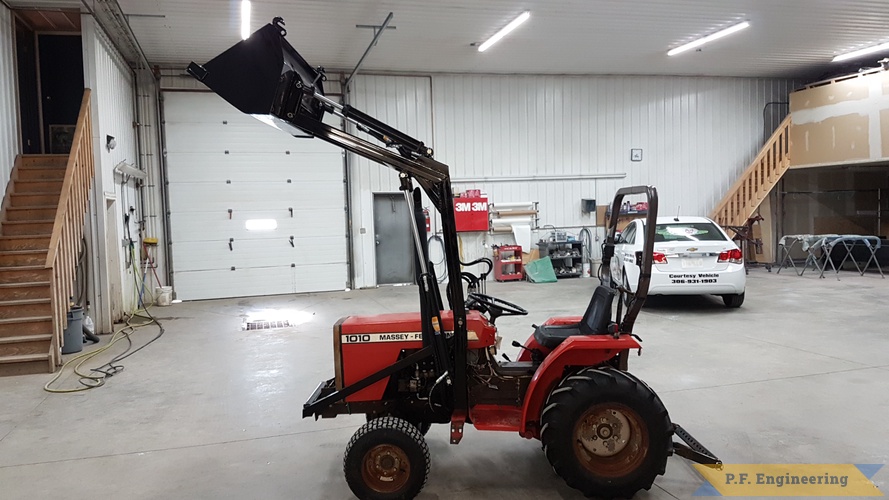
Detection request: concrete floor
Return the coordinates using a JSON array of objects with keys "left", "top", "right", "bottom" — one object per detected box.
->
[{"left": 1, "top": 268, "right": 887, "bottom": 499}]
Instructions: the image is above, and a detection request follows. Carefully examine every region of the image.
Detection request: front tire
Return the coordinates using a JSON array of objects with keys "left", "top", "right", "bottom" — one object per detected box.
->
[
  {"left": 366, "top": 413, "right": 432, "bottom": 436},
  {"left": 344, "top": 417, "right": 430, "bottom": 500},
  {"left": 540, "top": 368, "right": 672, "bottom": 499},
  {"left": 722, "top": 292, "right": 745, "bottom": 308}
]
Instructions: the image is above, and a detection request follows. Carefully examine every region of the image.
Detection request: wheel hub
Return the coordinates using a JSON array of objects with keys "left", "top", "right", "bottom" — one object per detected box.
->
[
  {"left": 362, "top": 444, "right": 410, "bottom": 493},
  {"left": 578, "top": 408, "right": 632, "bottom": 457}
]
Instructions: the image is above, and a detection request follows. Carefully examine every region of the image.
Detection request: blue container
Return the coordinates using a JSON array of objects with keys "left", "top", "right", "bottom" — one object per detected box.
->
[{"left": 62, "top": 306, "right": 84, "bottom": 355}]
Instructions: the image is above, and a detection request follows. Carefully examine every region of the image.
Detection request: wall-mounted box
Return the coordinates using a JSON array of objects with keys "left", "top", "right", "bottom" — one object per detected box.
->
[{"left": 454, "top": 197, "right": 489, "bottom": 232}]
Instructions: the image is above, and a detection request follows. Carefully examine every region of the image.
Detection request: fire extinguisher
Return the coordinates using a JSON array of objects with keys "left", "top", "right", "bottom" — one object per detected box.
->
[{"left": 423, "top": 207, "right": 431, "bottom": 233}]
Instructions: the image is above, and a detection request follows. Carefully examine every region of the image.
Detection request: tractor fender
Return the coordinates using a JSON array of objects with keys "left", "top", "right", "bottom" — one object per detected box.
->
[{"left": 518, "top": 334, "right": 641, "bottom": 439}]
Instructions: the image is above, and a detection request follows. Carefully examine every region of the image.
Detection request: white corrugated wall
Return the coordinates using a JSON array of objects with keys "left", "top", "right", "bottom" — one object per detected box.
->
[
  {"left": 348, "top": 76, "right": 434, "bottom": 289},
  {"left": 349, "top": 73, "right": 796, "bottom": 287},
  {"left": 82, "top": 16, "right": 139, "bottom": 331},
  {"left": 0, "top": 5, "right": 20, "bottom": 191}
]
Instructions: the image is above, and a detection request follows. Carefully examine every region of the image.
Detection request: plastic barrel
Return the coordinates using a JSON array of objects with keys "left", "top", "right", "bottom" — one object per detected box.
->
[{"left": 62, "top": 306, "right": 84, "bottom": 354}]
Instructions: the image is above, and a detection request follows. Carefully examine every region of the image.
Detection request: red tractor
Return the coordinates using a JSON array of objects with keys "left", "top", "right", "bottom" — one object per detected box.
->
[{"left": 189, "top": 18, "right": 720, "bottom": 499}]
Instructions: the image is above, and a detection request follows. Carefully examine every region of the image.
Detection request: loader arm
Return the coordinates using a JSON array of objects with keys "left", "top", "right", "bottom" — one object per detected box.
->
[{"left": 187, "top": 18, "right": 469, "bottom": 416}]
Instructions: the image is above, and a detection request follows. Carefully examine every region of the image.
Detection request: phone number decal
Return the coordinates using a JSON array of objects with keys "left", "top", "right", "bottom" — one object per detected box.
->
[{"left": 669, "top": 273, "right": 719, "bottom": 284}]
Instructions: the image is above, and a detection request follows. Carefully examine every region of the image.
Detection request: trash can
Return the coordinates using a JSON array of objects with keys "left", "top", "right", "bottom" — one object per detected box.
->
[{"left": 62, "top": 306, "right": 84, "bottom": 354}]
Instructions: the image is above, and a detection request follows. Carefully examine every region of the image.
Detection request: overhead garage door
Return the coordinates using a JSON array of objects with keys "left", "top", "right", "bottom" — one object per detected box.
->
[{"left": 164, "top": 92, "right": 347, "bottom": 300}]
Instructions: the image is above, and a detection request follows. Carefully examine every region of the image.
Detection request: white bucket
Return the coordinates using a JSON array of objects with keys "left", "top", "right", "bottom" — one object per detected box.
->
[
  {"left": 582, "top": 262, "right": 591, "bottom": 278},
  {"left": 156, "top": 286, "right": 173, "bottom": 306}
]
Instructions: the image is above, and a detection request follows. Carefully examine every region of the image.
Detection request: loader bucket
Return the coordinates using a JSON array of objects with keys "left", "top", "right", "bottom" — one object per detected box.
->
[{"left": 187, "top": 21, "right": 326, "bottom": 122}]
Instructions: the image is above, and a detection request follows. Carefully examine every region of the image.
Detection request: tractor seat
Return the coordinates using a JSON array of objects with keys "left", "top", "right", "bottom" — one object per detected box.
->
[{"left": 533, "top": 285, "right": 614, "bottom": 349}]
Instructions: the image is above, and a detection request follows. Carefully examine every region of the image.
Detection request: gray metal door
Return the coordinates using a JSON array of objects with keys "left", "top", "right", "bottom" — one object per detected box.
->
[{"left": 373, "top": 193, "right": 415, "bottom": 284}]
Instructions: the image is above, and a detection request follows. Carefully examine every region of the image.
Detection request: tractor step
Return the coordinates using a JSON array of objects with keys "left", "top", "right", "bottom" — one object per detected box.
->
[
  {"left": 672, "top": 423, "right": 722, "bottom": 465},
  {"left": 449, "top": 410, "right": 466, "bottom": 445}
]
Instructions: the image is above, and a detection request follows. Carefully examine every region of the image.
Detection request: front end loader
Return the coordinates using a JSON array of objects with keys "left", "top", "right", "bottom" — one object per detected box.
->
[{"left": 189, "top": 18, "right": 720, "bottom": 499}]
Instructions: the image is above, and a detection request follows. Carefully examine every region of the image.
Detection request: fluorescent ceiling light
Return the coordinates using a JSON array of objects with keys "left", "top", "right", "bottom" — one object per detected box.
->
[
  {"left": 245, "top": 219, "right": 277, "bottom": 231},
  {"left": 240, "top": 0, "right": 251, "bottom": 40},
  {"left": 478, "top": 11, "right": 530, "bottom": 52},
  {"left": 667, "top": 21, "right": 750, "bottom": 56},
  {"left": 832, "top": 41, "right": 889, "bottom": 62}
]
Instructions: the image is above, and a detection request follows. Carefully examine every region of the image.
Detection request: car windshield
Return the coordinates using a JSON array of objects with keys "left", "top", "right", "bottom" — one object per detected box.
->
[{"left": 653, "top": 222, "right": 727, "bottom": 242}]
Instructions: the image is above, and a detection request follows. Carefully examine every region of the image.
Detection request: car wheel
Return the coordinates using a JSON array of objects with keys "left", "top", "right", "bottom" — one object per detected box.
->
[
  {"left": 622, "top": 271, "right": 634, "bottom": 308},
  {"left": 722, "top": 292, "right": 744, "bottom": 308}
]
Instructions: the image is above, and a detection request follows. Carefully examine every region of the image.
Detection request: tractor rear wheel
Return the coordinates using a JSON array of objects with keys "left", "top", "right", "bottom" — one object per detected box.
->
[
  {"left": 540, "top": 368, "right": 672, "bottom": 499},
  {"left": 344, "top": 416, "right": 430, "bottom": 500}
]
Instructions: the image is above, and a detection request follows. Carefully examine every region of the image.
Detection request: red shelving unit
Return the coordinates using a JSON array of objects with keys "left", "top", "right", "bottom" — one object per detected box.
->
[{"left": 493, "top": 245, "right": 523, "bottom": 281}]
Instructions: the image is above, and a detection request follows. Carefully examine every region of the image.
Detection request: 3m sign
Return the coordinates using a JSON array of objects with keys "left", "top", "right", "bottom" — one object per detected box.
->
[{"left": 454, "top": 197, "right": 488, "bottom": 232}]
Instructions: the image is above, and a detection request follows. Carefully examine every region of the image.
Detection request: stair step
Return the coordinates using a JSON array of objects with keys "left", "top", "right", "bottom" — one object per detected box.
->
[
  {"left": 4, "top": 207, "right": 57, "bottom": 221},
  {"left": 0, "top": 334, "right": 53, "bottom": 356},
  {"left": 20, "top": 155, "right": 68, "bottom": 168},
  {"left": 0, "top": 316, "right": 53, "bottom": 338},
  {"left": 0, "top": 281, "right": 51, "bottom": 300},
  {"left": 0, "top": 353, "right": 52, "bottom": 376},
  {"left": 0, "top": 298, "right": 52, "bottom": 319},
  {"left": 17, "top": 168, "right": 66, "bottom": 181},
  {"left": 0, "top": 249, "right": 48, "bottom": 266},
  {"left": 9, "top": 193, "right": 59, "bottom": 207},
  {"left": 13, "top": 180, "right": 63, "bottom": 194},
  {"left": 1, "top": 220, "right": 54, "bottom": 236},
  {"left": 0, "top": 334, "right": 53, "bottom": 343},
  {"left": 0, "top": 235, "right": 51, "bottom": 251},
  {"left": 0, "top": 266, "right": 52, "bottom": 283}
]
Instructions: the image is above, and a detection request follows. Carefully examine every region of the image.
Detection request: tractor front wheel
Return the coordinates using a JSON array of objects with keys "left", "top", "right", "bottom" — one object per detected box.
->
[
  {"left": 366, "top": 413, "right": 433, "bottom": 436},
  {"left": 345, "top": 416, "right": 430, "bottom": 500},
  {"left": 540, "top": 368, "right": 672, "bottom": 499}
]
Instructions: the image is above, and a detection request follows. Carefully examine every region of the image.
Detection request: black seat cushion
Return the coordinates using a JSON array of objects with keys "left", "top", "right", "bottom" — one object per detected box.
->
[{"left": 533, "top": 285, "right": 614, "bottom": 349}]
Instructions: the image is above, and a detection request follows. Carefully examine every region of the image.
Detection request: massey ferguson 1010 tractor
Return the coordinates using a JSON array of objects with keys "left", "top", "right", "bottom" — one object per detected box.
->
[{"left": 189, "top": 18, "right": 720, "bottom": 499}]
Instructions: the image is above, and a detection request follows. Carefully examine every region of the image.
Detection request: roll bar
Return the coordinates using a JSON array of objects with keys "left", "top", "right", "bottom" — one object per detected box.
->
[{"left": 600, "top": 186, "right": 658, "bottom": 334}]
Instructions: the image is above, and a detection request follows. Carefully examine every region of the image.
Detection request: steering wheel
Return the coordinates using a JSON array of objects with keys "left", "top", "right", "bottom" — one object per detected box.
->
[{"left": 466, "top": 293, "right": 528, "bottom": 324}]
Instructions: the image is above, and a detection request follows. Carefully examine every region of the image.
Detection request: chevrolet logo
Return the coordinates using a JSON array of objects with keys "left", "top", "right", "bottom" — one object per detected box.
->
[{"left": 687, "top": 247, "right": 698, "bottom": 252}]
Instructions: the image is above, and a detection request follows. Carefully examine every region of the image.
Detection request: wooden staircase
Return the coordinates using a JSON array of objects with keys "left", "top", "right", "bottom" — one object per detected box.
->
[
  {"left": 710, "top": 115, "right": 792, "bottom": 227},
  {"left": 0, "top": 90, "right": 94, "bottom": 376}
]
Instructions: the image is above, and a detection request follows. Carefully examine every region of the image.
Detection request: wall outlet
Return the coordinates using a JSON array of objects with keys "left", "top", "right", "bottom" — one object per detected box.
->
[{"left": 630, "top": 149, "right": 643, "bottom": 162}]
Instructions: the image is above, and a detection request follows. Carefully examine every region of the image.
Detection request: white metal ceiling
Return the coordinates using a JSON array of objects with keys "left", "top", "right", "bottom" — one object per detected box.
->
[{"left": 9, "top": 0, "right": 889, "bottom": 78}]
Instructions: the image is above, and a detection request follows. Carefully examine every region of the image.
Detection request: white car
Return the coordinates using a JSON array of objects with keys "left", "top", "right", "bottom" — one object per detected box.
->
[{"left": 610, "top": 216, "right": 746, "bottom": 307}]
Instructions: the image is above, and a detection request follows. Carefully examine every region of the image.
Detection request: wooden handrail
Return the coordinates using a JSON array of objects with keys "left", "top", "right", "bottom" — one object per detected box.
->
[
  {"left": 46, "top": 90, "right": 92, "bottom": 268},
  {"left": 0, "top": 155, "right": 20, "bottom": 225},
  {"left": 43, "top": 89, "right": 94, "bottom": 366},
  {"left": 710, "top": 114, "right": 792, "bottom": 227}
]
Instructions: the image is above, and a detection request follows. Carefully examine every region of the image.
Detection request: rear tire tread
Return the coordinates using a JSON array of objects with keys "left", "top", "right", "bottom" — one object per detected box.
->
[{"left": 540, "top": 367, "right": 673, "bottom": 499}]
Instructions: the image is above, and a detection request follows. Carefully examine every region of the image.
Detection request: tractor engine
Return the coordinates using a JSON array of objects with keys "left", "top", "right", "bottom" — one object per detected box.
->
[{"left": 333, "top": 310, "right": 497, "bottom": 404}]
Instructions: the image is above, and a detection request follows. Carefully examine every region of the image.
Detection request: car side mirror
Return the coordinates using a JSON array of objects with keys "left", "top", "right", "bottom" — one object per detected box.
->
[{"left": 614, "top": 233, "right": 623, "bottom": 244}]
